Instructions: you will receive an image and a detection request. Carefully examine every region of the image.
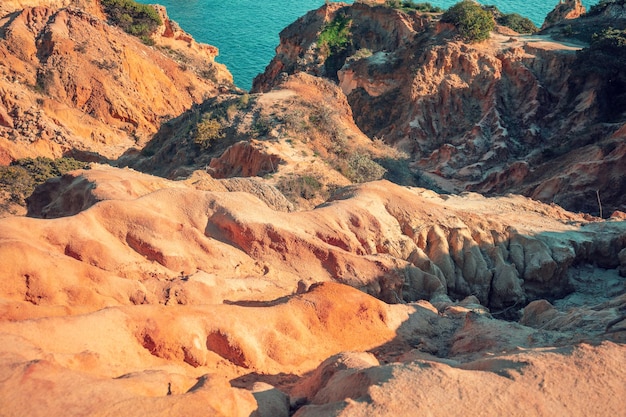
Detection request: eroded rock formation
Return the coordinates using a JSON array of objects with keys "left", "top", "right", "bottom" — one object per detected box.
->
[
  {"left": 0, "top": 164, "right": 625, "bottom": 415},
  {"left": 253, "top": 1, "right": 626, "bottom": 216},
  {"left": 1, "top": 1, "right": 625, "bottom": 416},
  {"left": 0, "top": 1, "right": 230, "bottom": 162},
  {"left": 10, "top": 164, "right": 625, "bottom": 312}
]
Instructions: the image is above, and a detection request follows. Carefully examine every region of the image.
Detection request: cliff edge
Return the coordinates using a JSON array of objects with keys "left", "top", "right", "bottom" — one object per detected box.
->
[{"left": 253, "top": 1, "right": 626, "bottom": 216}]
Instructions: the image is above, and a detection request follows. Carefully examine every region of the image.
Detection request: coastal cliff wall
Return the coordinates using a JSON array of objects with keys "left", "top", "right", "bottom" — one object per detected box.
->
[
  {"left": 0, "top": 0, "right": 231, "bottom": 163},
  {"left": 253, "top": 2, "right": 626, "bottom": 216},
  {"left": 0, "top": 2, "right": 625, "bottom": 415}
]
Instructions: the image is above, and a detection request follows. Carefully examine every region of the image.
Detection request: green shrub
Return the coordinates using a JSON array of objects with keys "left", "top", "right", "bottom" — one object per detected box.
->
[
  {"left": 441, "top": 1, "right": 495, "bottom": 43},
  {"left": 577, "top": 28, "right": 626, "bottom": 76},
  {"left": 587, "top": 0, "right": 626, "bottom": 17},
  {"left": 0, "top": 157, "right": 87, "bottom": 205},
  {"left": 194, "top": 114, "right": 224, "bottom": 150},
  {"left": 497, "top": 12, "right": 538, "bottom": 34},
  {"left": 344, "top": 153, "right": 387, "bottom": 183},
  {"left": 0, "top": 166, "right": 33, "bottom": 205},
  {"left": 101, "top": 0, "right": 162, "bottom": 42},
  {"left": 278, "top": 174, "right": 323, "bottom": 200},
  {"left": 386, "top": 1, "right": 442, "bottom": 13},
  {"left": 237, "top": 93, "right": 251, "bottom": 109},
  {"left": 251, "top": 116, "right": 272, "bottom": 137},
  {"left": 199, "top": 66, "right": 217, "bottom": 82},
  {"left": 318, "top": 13, "right": 352, "bottom": 57},
  {"left": 378, "top": 157, "right": 420, "bottom": 185}
]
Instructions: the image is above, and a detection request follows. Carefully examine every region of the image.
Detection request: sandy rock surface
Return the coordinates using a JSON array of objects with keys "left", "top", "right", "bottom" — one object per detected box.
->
[{"left": 0, "top": 165, "right": 624, "bottom": 415}]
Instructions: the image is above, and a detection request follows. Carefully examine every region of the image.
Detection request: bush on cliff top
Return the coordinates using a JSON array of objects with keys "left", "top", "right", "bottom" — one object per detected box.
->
[
  {"left": 467, "top": 5, "right": 537, "bottom": 34},
  {"left": 495, "top": 12, "right": 538, "bottom": 34},
  {"left": 577, "top": 27, "right": 626, "bottom": 78},
  {"left": 385, "top": 1, "right": 443, "bottom": 13},
  {"left": 441, "top": 1, "right": 495, "bottom": 43},
  {"left": 194, "top": 113, "right": 224, "bottom": 150},
  {"left": 342, "top": 153, "right": 387, "bottom": 183},
  {"left": 101, "top": 0, "right": 162, "bottom": 43},
  {"left": 318, "top": 13, "right": 352, "bottom": 57},
  {"left": 587, "top": 0, "right": 626, "bottom": 17}
]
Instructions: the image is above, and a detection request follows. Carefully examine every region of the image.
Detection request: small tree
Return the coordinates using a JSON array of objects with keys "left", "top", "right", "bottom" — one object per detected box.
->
[
  {"left": 345, "top": 153, "right": 387, "bottom": 183},
  {"left": 194, "top": 113, "right": 224, "bottom": 150},
  {"left": 441, "top": 1, "right": 495, "bottom": 43}
]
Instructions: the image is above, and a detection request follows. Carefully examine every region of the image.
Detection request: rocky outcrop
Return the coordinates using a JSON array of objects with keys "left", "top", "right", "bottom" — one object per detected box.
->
[
  {"left": 252, "top": 2, "right": 429, "bottom": 92},
  {"left": 123, "top": 72, "right": 401, "bottom": 209},
  {"left": 208, "top": 141, "right": 284, "bottom": 179},
  {"left": 6, "top": 165, "right": 626, "bottom": 311},
  {"left": 253, "top": 2, "right": 626, "bottom": 216},
  {"left": 542, "top": 0, "right": 586, "bottom": 29},
  {"left": 26, "top": 163, "right": 295, "bottom": 218},
  {"left": 0, "top": 2, "right": 230, "bottom": 162},
  {"left": 292, "top": 342, "right": 625, "bottom": 417}
]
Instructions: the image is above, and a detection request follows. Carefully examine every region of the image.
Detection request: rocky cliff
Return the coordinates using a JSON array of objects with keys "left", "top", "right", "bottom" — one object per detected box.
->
[
  {"left": 542, "top": 0, "right": 586, "bottom": 29},
  {"left": 0, "top": 0, "right": 231, "bottom": 163},
  {"left": 253, "top": 1, "right": 626, "bottom": 216},
  {"left": 0, "top": 1, "right": 625, "bottom": 416}
]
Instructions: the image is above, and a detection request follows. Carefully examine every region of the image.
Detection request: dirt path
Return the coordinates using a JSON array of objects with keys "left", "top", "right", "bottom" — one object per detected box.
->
[{"left": 493, "top": 32, "right": 588, "bottom": 51}]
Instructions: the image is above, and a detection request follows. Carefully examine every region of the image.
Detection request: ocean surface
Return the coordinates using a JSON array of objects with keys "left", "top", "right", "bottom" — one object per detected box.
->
[{"left": 137, "top": 0, "right": 600, "bottom": 90}]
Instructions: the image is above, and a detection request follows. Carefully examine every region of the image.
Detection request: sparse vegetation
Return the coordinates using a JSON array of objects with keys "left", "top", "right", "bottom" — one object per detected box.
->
[
  {"left": 576, "top": 27, "right": 626, "bottom": 80},
  {"left": 441, "top": 1, "right": 495, "bottom": 43},
  {"left": 101, "top": 0, "right": 162, "bottom": 44},
  {"left": 277, "top": 174, "right": 324, "bottom": 200},
  {"left": 561, "top": 24, "right": 574, "bottom": 37},
  {"left": 308, "top": 105, "right": 334, "bottom": 130},
  {"left": 377, "top": 157, "right": 420, "bottom": 185},
  {"left": 237, "top": 94, "right": 251, "bottom": 109},
  {"left": 194, "top": 113, "right": 224, "bottom": 150},
  {"left": 586, "top": 0, "right": 626, "bottom": 17},
  {"left": 347, "top": 48, "right": 373, "bottom": 63},
  {"left": 252, "top": 116, "right": 273, "bottom": 137},
  {"left": 318, "top": 13, "right": 352, "bottom": 58},
  {"left": 0, "top": 157, "right": 87, "bottom": 206},
  {"left": 575, "top": 27, "right": 626, "bottom": 120},
  {"left": 199, "top": 66, "right": 218, "bottom": 82}
]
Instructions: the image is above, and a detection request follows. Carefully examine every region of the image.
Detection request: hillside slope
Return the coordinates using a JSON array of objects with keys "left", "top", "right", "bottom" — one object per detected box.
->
[{"left": 0, "top": 0, "right": 231, "bottom": 163}]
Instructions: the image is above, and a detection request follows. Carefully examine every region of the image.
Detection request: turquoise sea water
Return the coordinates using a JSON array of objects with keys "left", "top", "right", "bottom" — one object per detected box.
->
[{"left": 138, "top": 0, "right": 599, "bottom": 90}]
